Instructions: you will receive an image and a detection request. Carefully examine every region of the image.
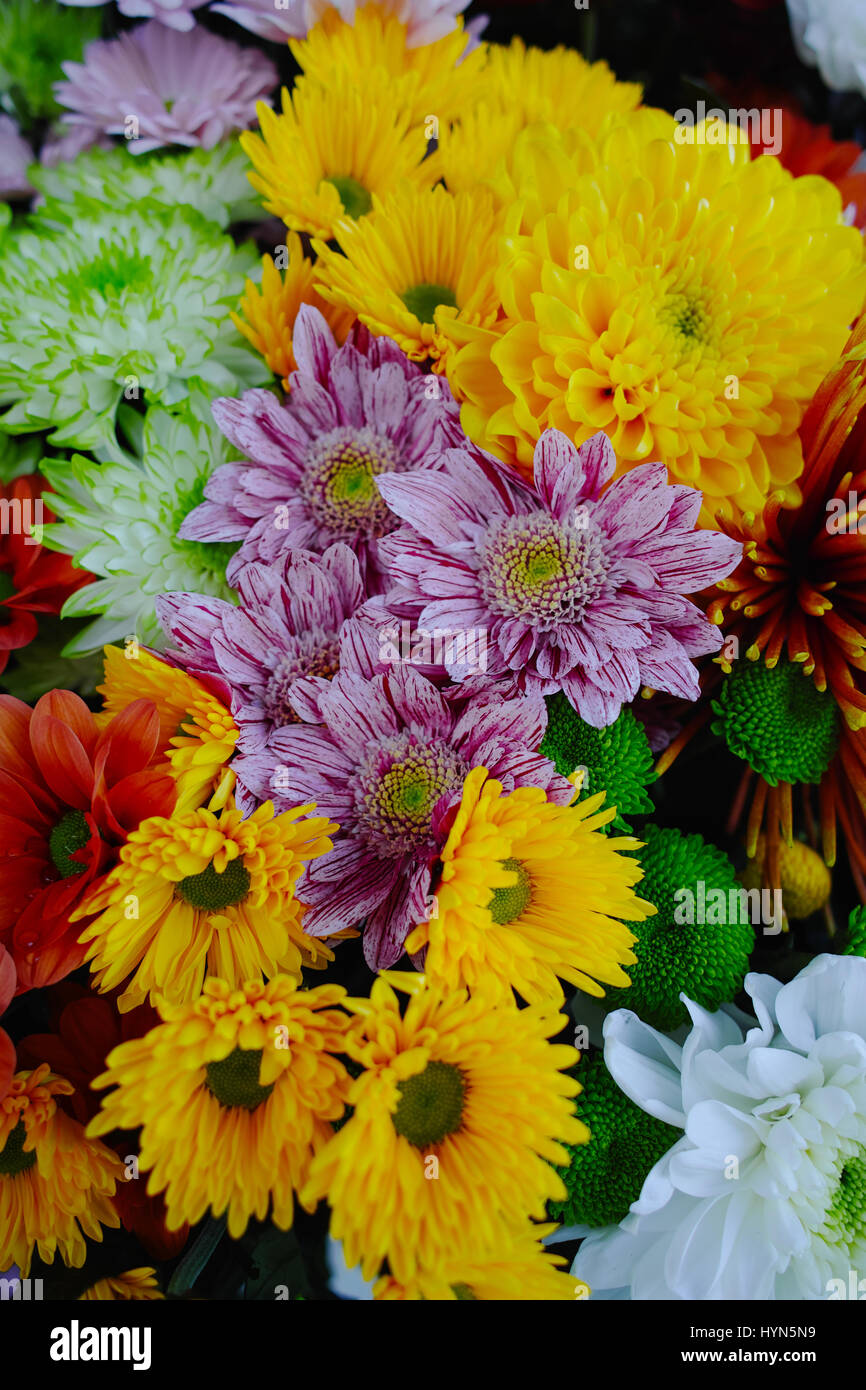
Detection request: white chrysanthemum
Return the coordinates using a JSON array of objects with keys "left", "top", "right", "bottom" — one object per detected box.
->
[
  {"left": 574, "top": 954, "right": 866, "bottom": 1300},
  {"left": 40, "top": 400, "right": 239, "bottom": 655},
  {"left": 787, "top": 0, "right": 866, "bottom": 95},
  {"left": 31, "top": 143, "right": 260, "bottom": 228},
  {"left": 0, "top": 196, "right": 267, "bottom": 449}
]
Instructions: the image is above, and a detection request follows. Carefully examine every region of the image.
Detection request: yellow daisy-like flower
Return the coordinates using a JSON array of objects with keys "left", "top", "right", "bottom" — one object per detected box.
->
[
  {"left": 79, "top": 1267, "right": 164, "bottom": 1301},
  {"left": 74, "top": 799, "right": 338, "bottom": 1012},
  {"left": 301, "top": 972, "right": 584, "bottom": 1283},
  {"left": 373, "top": 1223, "right": 581, "bottom": 1300},
  {"left": 232, "top": 238, "right": 356, "bottom": 389},
  {"left": 88, "top": 977, "right": 351, "bottom": 1240},
  {"left": 313, "top": 182, "right": 503, "bottom": 372},
  {"left": 291, "top": 6, "right": 485, "bottom": 126},
  {"left": 444, "top": 111, "right": 866, "bottom": 519},
  {"left": 99, "top": 645, "right": 239, "bottom": 814},
  {"left": 405, "top": 766, "right": 651, "bottom": 1003},
  {"left": 0, "top": 1066, "right": 121, "bottom": 1278},
  {"left": 434, "top": 101, "right": 525, "bottom": 198},
  {"left": 240, "top": 80, "right": 439, "bottom": 242}
]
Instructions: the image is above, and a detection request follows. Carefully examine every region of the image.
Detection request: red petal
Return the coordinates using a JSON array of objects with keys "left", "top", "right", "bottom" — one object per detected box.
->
[
  {"left": 100, "top": 769, "right": 177, "bottom": 838},
  {"left": 0, "top": 1030, "right": 14, "bottom": 1102},
  {"left": 0, "top": 944, "right": 15, "bottom": 1013},
  {"left": 0, "top": 695, "right": 35, "bottom": 782},
  {"left": 33, "top": 690, "right": 98, "bottom": 758},
  {"left": 29, "top": 712, "right": 94, "bottom": 808}
]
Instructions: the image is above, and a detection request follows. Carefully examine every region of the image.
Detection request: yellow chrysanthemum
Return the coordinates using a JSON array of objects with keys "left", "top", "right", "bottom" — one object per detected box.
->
[
  {"left": 477, "top": 37, "right": 642, "bottom": 136},
  {"left": 301, "top": 971, "right": 584, "bottom": 1283},
  {"left": 88, "top": 977, "right": 351, "bottom": 1240},
  {"left": 79, "top": 1267, "right": 164, "bottom": 1301},
  {"left": 405, "top": 766, "right": 651, "bottom": 1003},
  {"left": 444, "top": 111, "right": 866, "bottom": 520},
  {"left": 98, "top": 645, "right": 239, "bottom": 814},
  {"left": 74, "top": 799, "right": 338, "bottom": 1012},
  {"left": 0, "top": 1066, "right": 121, "bottom": 1278},
  {"left": 373, "top": 1224, "right": 583, "bottom": 1300},
  {"left": 313, "top": 182, "right": 503, "bottom": 372},
  {"left": 291, "top": 6, "right": 485, "bottom": 126},
  {"left": 240, "top": 80, "right": 440, "bottom": 241},
  {"left": 232, "top": 239, "right": 356, "bottom": 388}
]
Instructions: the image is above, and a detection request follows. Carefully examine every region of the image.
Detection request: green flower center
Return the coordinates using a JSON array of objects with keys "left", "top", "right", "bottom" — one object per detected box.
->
[
  {"left": 176, "top": 858, "right": 251, "bottom": 912},
  {"left": 711, "top": 657, "right": 841, "bottom": 786},
  {"left": 325, "top": 175, "right": 373, "bottom": 220},
  {"left": 823, "top": 1150, "right": 866, "bottom": 1252},
  {"left": 487, "top": 857, "right": 533, "bottom": 925},
  {"left": 357, "top": 736, "right": 468, "bottom": 857},
  {"left": 77, "top": 247, "right": 153, "bottom": 298},
  {"left": 661, "top": 291, "right": 713, "bottom": 349},
  {"left": 302, "top": 425, "right": 400, "bottom": 542},
  {"left": 392, "top": 1060, "right": 466, "bottom": 1148},
  {"left": 479, "top": 513, "right": 609, "bottom": 631},
  {"left": 400, "top": 283, "right": 458, "bottom": 325},
  {"left": 205, "top": 1047, "right": 274, "bottom": 1111},
  {"left": 48, "top": 809, "right": 91, "bottom": 879},
  {"left": 0, "top": 1121, "right": 37, "bottom": 1178}
]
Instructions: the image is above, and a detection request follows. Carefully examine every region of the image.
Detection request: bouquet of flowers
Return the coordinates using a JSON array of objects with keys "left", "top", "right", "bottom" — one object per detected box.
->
[{"left": 1, "top": 0, "right": 865, "bottom": 1307}]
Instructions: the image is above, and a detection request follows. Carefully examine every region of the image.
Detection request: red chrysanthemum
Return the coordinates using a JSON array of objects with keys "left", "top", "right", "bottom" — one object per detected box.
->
[
  {"left": 18, "top": 985, "right": 188, "bottom": 1260},
  {"left": 0, "top": 476, "right": 91, "bottom": 674},
  {"left": 0, "top": 945, "right": 15, "bottom": 1101},
  {"left": 0, "top": 690, "right": 177, "bottom": 992}
]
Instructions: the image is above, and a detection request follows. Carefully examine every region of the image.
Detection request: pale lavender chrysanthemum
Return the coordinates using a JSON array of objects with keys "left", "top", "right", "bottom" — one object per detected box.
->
[
  {"left": 212, "top": 0, "right": 476, "bottom": 46},
  {"left": 58, "top": 0, "right": 209, "bottom": 33},
  {"left": 156, "top": 544, "right": 369, "bottom": 810},
  {"left": 180, "top": 306, "right": 466, "bottom": 594},
  {"left": 377, "top": 430, "right": 743, "bottom": 728},
  {"left": 0, "top": 116, "right": 34, "bottom": 199},
  {"left": 263, "top": 665, "right": 575, "bottom": 968},
  {"left": 54, "top": 22, "right": 277, "bottom": 155}
]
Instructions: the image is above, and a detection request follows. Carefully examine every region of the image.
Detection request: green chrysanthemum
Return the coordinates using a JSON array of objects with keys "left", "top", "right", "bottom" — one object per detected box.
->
[
  {"left": 539, "top": 693, "right": 656, "bottom": 833},
  {"left": 40, "top": 399, "right": 238, "bottom": 655},
  {"left": 604, "top": 824, "right": 755, "bottom": 1031},
  {"left": 550, "top": 1053, "right": 679, "bottom": 1227},
  {"left": 0, "top": 196, "right": 268, "bottom": 449},
  {"left": 844, "top": 906, "right": 866, "bottom": 958},
  {"left": 31, "top": 144, "right": 261, "bottom": 230},
  {"left": 711, "top": 657, "right": 841, "bottom": 786},
  {"left": 0, "top": 0, "right": 100, "bottom": 126}
]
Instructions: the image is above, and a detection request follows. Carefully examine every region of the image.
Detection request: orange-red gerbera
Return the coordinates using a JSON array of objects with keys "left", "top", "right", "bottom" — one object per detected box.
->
[
  {"left": 0, "top": 475, "right": 91, "bottom": 673},
  {"left": 0, "top": 690, "right": 176, "bottom": 991}
]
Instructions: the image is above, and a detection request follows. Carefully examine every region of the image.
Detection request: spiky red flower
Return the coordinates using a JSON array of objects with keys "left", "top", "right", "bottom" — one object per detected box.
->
[
  {"left": 0, "top": 690, "right": 176, "bottom": 991},
  {"left": 0, "top": 476, "right": 91, "bottom": 674}
]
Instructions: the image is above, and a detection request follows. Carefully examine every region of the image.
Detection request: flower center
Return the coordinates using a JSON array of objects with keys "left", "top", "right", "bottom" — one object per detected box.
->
[
  {"left": 660, "top": 291, "right": 713, "bottom": 350},
  {"left": 205, "top": 1046, "right": 275, "bottom": 1111},
  {"left": 711, "top": 656, "right": 841, "bottom": 786},
  {"left": 451, "top": 1283, "right": 477, "bottom": 1300},
  {"left": 48, "top": 809, "right": 91, "bottom": 879},
  {"left": 487, "top": 857, "right": 533, "bottom": 925},
  {"left": 301, "top": 425, "right": 400, "bottom": 542},
  {"left": 324, "top": 175, "right": 372, "bottom": 219},
  {"left": 400, "top": 283, "right": 458, "bottom": 324},
  {"left": 478, "top": 513, "right": 608, "bottom": 631},
  {"left": 176, "top": 857, "right": 251, "bottom": 911},
  {"left": 262, "top": 634, "right": 341, "bottom": 727},
  {"left": 822, "top": 1150, "right": 866, "bottom": 1255},
  {"left": 356, "top": 735, "right": 468, "bottom": 857},
  {"left": 0, "top": 570, "right": 16, "bottom": 605},
  {"left": 76, "top": 247, "right": 153, "bottom": 298},
  {"left": 392, "top": 1060, "right": 466, "bottom": 1147},
  {"left": 0, "top": 1121, "right": 37, "bottom": 1178}
]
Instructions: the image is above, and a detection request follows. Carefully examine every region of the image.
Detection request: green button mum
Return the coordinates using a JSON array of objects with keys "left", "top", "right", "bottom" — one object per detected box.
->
[
  {"left": 604, "top": 824, "right": 755, "bottom": 1031},
  {"left": 540, "top": 693, "right": 656, "bottom": 833},
  {"left": 550, "top": 1054, "right": 679, "bottom": 1227},
  {"left": 711, "top": 657, "right": 841, "bottom": 786}
]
